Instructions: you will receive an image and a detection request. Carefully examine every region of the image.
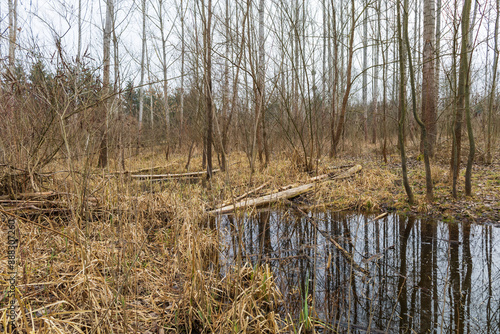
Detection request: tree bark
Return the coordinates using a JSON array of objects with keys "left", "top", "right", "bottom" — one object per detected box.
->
[
  {"left": 397, "top": 0, "right": 414, "bottom": 204},
  {"left": 159, "top": 0, "right": 170, "bottom": 141},
  {"left": 204, "top": 0, "right": 213, "bottom": 180},
  {"left": 451, "top": 0, "right": 472, "bottom": 198},
  {"left": 405, "top": 0, "right": 434, "bottom": 201},
  {"left": 331, "top": 0, "right": 355, "bottom": 156},
  {"left": 98, "top": 0, "right": 113, "bottom": 168},
  {"left": 486, "top": 0, "right": 499, "bottom": 164},
  {"left": 422, "top": 0, "right": 437, "bottom": 155},
  {"left": 8, "top": 0, "right": 17, "bottom": 75}
]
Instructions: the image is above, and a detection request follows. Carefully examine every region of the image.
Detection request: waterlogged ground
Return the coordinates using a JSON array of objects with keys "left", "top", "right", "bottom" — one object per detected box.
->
[{"left": 219, "top": 210, "right": 500, "bottom": 333}]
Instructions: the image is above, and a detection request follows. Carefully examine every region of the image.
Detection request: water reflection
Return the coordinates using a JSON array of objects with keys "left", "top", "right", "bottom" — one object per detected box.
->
[{"left": 219, "top": 210, "right": 500, "bottom": 333}]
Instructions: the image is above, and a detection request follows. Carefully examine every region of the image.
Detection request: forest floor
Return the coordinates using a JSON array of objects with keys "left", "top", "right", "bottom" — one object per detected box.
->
[{"left": 1, "top": 149, "right": 499, "bottom": 333}]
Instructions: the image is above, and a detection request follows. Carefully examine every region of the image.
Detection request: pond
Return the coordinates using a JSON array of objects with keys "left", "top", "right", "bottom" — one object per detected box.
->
[{"left": 218, "top": 210, "right": 500, "bottom": 333}]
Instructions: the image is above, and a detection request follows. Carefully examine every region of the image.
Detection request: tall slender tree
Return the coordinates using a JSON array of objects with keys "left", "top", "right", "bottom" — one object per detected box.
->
[
  {"left": 451, "top": 0, "right": 473, "bottom": 198},
  {"left": 422, "top": 0, "right": 437, "bottom": 155},
  {"left": 486, "top": 0, "right": 499, "bottom": 164},
  {"left": 362, "top": 0, "right": 368, "bottom": 141},
  {"left": 137, "top": 0, "right": 146, "bottom": 153},
  {"left": 179, "top": 0, "right": 185, "bottom": 148},
  {"left": 98, "top": 0, "right": 113, "bottom": 168},
  {"left": 397, "top": 0, "right": 414, "bottom": 204},
  {"left": 203, "top": 0, "right": 213, "bottom": 179},
  {"left": 406, "top": 0, "right": 433, "bottom": 201},
  {"left": 8, "top": 0, "right": 17, "bottom": 76}
]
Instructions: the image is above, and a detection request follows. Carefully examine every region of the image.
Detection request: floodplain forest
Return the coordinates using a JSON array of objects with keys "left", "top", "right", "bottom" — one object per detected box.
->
[{"left": 0, "top": 0, "right": 499, "bottom": 332}]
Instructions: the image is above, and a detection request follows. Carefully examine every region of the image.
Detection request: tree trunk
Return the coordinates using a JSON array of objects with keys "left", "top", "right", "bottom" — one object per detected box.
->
[
  {"left": 435, "top": 0, "right": 441, "bottom": 142},
  {"left": 397, "top": 0, "right": 414, "bottom": 204},
  {"left": 159, "top": 0, "right": 169, "bottom": 142},
  {"left": 98, "top": 0, "right": 113, "bottom": 168},
  {"left": 486, "top": 0, "right": 499, "bottom": 164},
  {"left": 451, "top": 0, "right": 472, "bottom": 198},
  {"left": 332, "top": 0, "right": 355, "bottom": 156},
  {"left": 137, "top": 0, "right": 146, "bottom": 155},
  {"left": 204, "top": 0, "right": 213, "bottom": 180},
  {"left": 179, "top": 0, "right": 185, "bottom": 148},
  {"left": 8, "top": 0, "right": 17, "bottom": 75},
  {"left": 422, "top": 0, "right": 437, "bottom": 155},
  {"left": 405, "top": 0, "right": 433, "bottom": 201},
  {"left": 362, "top": 0, "right": 368, "bottom": 142},
  {"left": 258, "top": 0, "right": 269, "bottom": 167}
]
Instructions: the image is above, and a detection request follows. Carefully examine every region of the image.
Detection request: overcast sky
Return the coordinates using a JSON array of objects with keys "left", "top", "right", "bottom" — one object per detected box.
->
[{"left": 0, "top": 0, "right": 497, "bottom": 104}]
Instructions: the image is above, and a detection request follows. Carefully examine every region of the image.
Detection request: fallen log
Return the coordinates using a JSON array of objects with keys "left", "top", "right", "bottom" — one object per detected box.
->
[
  {"left": 221, "top": 180, "right": 271, "bottom": 207},
  {"left": 209, "top": 183, "right": 316, "bottom": 215},
  {"left": 209, "top": 164, "right": 362, "bottom": 215},
  {"left": 309, "top": 164, "right": 362, "bottom": 181},
  {"left": 0, "top": 191, "right": 59, "bottom": 201},
  {"left": 131, "top": 169, "right": 220, "bottom": 180}
]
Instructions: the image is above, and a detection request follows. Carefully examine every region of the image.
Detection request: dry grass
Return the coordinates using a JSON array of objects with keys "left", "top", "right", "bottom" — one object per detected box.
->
[{"left": 1, "top": 149, "right": 499, "bottom": 333}]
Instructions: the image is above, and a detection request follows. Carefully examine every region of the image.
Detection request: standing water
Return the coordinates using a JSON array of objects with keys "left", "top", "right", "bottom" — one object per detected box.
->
[{"left": 218, "top": 210, "right": 500, "bottom": 333}]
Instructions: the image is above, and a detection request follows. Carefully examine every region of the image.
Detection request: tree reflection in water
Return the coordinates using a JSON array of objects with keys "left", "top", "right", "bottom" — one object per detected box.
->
[{"left": 218, "top": 210, "right": 499, "bottom": 333}]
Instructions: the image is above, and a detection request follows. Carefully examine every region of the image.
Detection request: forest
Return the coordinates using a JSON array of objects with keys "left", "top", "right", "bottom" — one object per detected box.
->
[{"left": 0, "top": 0, "right": 499, "bottom": 332}]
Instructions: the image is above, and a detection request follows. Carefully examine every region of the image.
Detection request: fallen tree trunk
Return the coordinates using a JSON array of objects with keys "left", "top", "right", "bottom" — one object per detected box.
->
[
  {"left": 221, "top": 180, "right": 271, "bottom": 207},
  {"left": 209, "top": 164, "right": 362, "bottom": 215},
  {"left": 131, "top": 169, "right": 220, "bottom": 180},
  {"left": 0, "top": 191, "right": 58, "bottom": 201},
  {"left": 309, "top": 164, "right": 362, "bottom": 181}
]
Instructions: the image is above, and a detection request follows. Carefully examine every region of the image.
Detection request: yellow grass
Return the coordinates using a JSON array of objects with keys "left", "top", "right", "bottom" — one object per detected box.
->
[{"left": 1, "top": 149, "right": 499, "bottom": 333}]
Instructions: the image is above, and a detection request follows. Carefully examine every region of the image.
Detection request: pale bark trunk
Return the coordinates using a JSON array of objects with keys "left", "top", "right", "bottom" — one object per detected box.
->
[
  {"left": 451, "top": 0, "right": 472, "bottom": 198},
  {"left": 138, "top": 0, "right": 146, "bottom": 146},
  {"left": 362, "top": 0, "right": 368, "bottom": 141},
  {"left": 406, "top": 0, "right": 434, "bottom": 201},
  {"left": 422, "top": 0, "right": 437, "bottom": 155},
  {"left": 179, "top": 0, "right": 185, "bottom": 148},
  {"left": 332, "top": 0, "right": 355, "bottom": 155},
  {"left": 204, "top": 0, "right": 213, "bottom": 179},
  {"left": 397, "top": 0, "right": 414, "bottom": 204},
  {"left": 486, "top": 0, "right": 499, "bottom": 164},
  {"left": 98, "top": 0, "right": 113, "bottom": 168},
  {"left": 258, "top": 0, "right": 268, "bottom": 167},
  {"left": 435, "top": 0, "right": 441, "bottom": 131},
  {"left": 8, "top": 0, "right": 17, "bottom": 75},
  {"left": 159, "top": 0, "right": 169, "bottom": 137}
]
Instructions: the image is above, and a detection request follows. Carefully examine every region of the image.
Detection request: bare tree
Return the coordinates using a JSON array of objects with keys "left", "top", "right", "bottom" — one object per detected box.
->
[
  {"left": 179, "top": 0, "right": 185, "bottom": 148},
  {"left": 331, "top": 0, "right": 355, "bottom": 156},
  {"left": 486, "top": 0, "right": 499, "bottom": 164},
  {"left": 158, "top": 0, "right": 170, "bottom": 141},
  {"left": 422, "top": 0, "right": 437, "bottom": 155},
  {"left": 8, "top": 0, "right": 17, "bottom": 73},
  {"left": 362, "top": 0, "right": 368, "bottom": 141},
  {"left": 397, "top": 0, "right": 414, "bottom": 204},
  {"left": 405, "top": 0, "right": 433, "bottom": 201},
  {"left": 98, "top": 0, "right": 114, "bottom": 168},
  {"left": 202, "top": 0, "right": 213, "bottom": 179},
  {"left": 451, "top": 0, "right": 473, "bottom": 198},
  {"left": 137, "top": 0, "right": 146, "bottom": 151}
]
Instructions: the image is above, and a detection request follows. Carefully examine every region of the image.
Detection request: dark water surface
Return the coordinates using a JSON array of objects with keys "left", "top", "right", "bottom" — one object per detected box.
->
[{"left": 218, "top": 210, "right": 500, "bottom": 333}]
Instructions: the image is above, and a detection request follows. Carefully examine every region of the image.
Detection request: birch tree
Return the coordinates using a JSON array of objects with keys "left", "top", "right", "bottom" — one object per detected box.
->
[
  {"left": 451, "top": 0, "right": 473, "bottom": 198},
  {"left": 422, "top": 0, "right": 437, "bottom": 155},
  {"left": 8, "top": 0, "right": 18, "bottom": 77},
  {"left": 97, "top": 0, "right": 113, "bottom": 168},
  {"left": 137, "top": 0, "right": 146, "bottom": 151},
  {"left": 486, "top": 0, "right": 499, "bottom": 164},
  {"left": 202, "top": 0, "right": 213, "bottom": 179}
]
